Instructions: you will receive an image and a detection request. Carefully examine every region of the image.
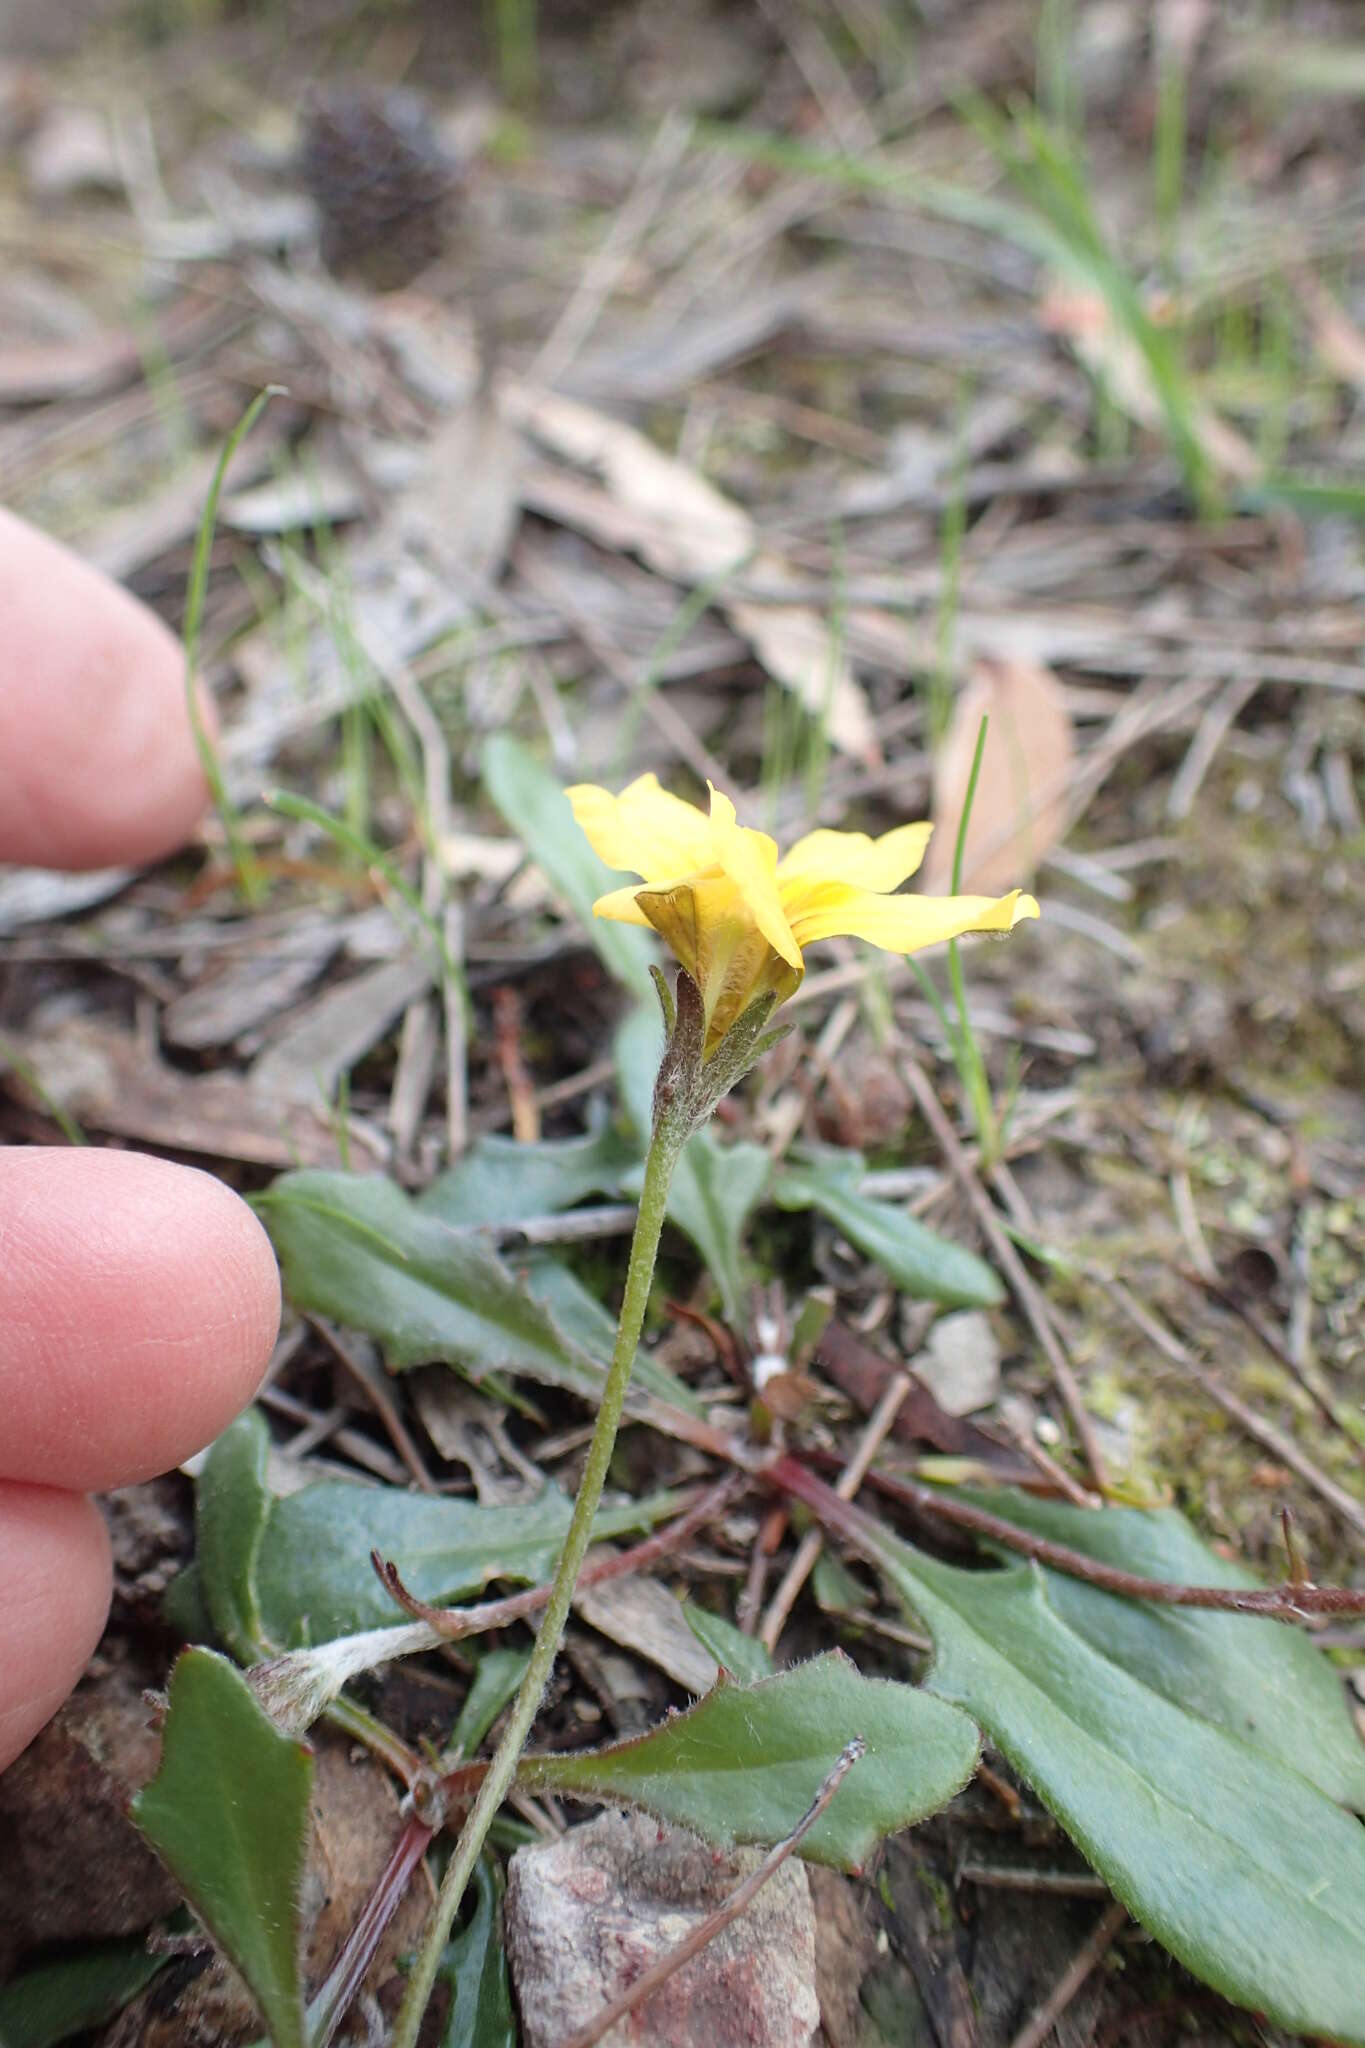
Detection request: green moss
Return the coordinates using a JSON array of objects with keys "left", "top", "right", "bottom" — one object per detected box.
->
[{"left": 912, "top": 1862, "right": 954, "bottom": 1933}]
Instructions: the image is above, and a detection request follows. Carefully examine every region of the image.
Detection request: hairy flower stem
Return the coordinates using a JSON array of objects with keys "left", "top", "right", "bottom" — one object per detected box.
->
[{"left": 390, "top": 1111, "right": 685, "bottom": 2048}]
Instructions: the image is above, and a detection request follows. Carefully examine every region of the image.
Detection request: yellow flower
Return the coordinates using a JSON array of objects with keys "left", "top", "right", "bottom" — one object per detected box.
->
[{"left": 567, "top": 775, "right": 1039, "bottom": 1052}]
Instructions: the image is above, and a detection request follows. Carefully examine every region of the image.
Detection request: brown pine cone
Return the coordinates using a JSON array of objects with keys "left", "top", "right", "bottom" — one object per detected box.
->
[{"left": 298, "top": 83, "right": 458, "bottom": 289}]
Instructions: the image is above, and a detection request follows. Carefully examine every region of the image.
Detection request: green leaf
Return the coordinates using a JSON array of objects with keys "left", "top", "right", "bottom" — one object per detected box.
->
[
  {"left": 517, "top": 1253, "right": 622, "bottom": 1359},
  {"left": 862, "top": 1521, "right": 1365, "bottom": 2043},
  {"left": 130, "top": 1650, "right": 312, "bottom": 2048},
  {"left": 519, "top": 1254, "right": 707, "bottom": 1417},
  {"left": 255, "top": 1478, "right": 686, "bottom": 1642},
  {"left": 195, "top": 1409, "right": 274, "bottom": 1659},
  {"left": 435, "top": 1859, "right": 516, "bottom": 2048},
  {"left": 258, "top": 1169, "right": 699, "bottom": 1416},
  {"left": 162, "top": 1559, "right": 214, "bottom": 1643},
  {"left": 682, "top": 1603, "right": 774, "bottom": 1685},
  {"left": 658, "top": 1130, "right": 772, "bottom": 1323},
  {"left": 523, "top": 1651, "right": 979, "bottom": 1871},
  {"left": 958, "top": 1487, "right": 1365, "bottom": 1812},
  {"left": 772, "top": 1151, "right": 1002, "bottom": 1308},
  {"left": 420, "top": 1122, "right": 637, "bottom": 1228},
  {"left": 481, "top": 735, "right": 656, "bottom": 999},
  {"left": 449, "top": 1647, "right": 534, "bottom": 1760},
  {"left": 615, "top": 1004, "right": 771, "bottom": 1319},
  {"left": 0, "top": 1939, "right": 169, "bottom": 2048},
  {"left": 1247, "top": 472, "right": 1365, "bottom": 520},
  {"left": 811, "top": 1550, "right": 867, "bottom": 1617}
]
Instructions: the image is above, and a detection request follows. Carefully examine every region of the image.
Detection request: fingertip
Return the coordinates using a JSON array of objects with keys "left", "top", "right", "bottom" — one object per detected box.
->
[
  {"left": 0, "top": 508, "right": 211, "bottom": 871},
  {"left": 0, "top": 1150, "right": 282, "bottom": 1491},
  {"left": 0, "top": 1485, "right": 112, "bottom": 1771}
]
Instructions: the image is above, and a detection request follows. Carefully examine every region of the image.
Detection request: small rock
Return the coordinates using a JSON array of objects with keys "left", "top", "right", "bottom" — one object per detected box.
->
[
  {"left": 0, "top": 1675, "right": 180, "bottom": 1961},
  {"left": 504, "top": 1809, "right": 820, "bottom": 2048},
  {"left": 916, "top": 1311, "right": 1002, "bottom": 1417}
]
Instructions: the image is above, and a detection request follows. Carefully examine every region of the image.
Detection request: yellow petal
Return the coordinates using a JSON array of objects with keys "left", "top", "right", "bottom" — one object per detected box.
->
[
  {"left": 705, "top": 945, "right": 802, "bottom": 1050},
  {"left": 590, "top": 882, "right": 660, "bottom": 928},
  {"left": 567, "top": 774, "right": 715, "bottom": 883},
  {"left": 634, "top": 869, "right": 750, "bottom": 992},
  {"left": 630, "top": 872, "right": 802, "bottom": 1048},
  {"left": 634, "top": 879, "right": 707, "bottom": 986},
  {"left": 707, "top": 785, "right": 802, "bottom": 972},
  {"left": 789, "top": 884, "right": 1040, "bottom": 953},
  {"left": 778, "top": 821, "right": 934, "bottom": 895}
]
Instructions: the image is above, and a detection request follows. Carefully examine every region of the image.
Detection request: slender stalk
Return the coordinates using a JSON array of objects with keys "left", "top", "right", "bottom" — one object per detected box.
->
[
  {"left": 184, "top": 387, "right": 280, "bottom": 907},
  {"left": 321, "top": 1694, "right": 425, "bottom": 1789},
  {"left": 946, "top": 714, "right": 997, "bottom": 1161},
  {"left": 374, "top": 1473, "right": 742, "bottom": 1640},
  {"left": 390, "top": 1117, "right": 684, "bottom": 2048},
  {"left": 306, "top": 1815, "right": 434, "bottom": 2048}
]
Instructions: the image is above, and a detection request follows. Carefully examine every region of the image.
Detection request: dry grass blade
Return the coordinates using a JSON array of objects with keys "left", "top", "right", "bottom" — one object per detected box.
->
[
  {"left": 759, "top": 1370, "right": 915, "bottom": 1654},
  {"left": 899, "top": 1051, "right": 1108, "bottom": 1494},
  {"left": 1038, "top": 285, "right": 1258, "bottom": 486},
  {"left": 1102, "top": 1278, "right": 1365, "bottom": 1548}
]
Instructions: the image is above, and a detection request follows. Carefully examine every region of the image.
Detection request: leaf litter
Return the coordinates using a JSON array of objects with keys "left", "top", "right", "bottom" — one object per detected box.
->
[{"left": 1, "top": 3, "right": 1364, "bottom": 2045}]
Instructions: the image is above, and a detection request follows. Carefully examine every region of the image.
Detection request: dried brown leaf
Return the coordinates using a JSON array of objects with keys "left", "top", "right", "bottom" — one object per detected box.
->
[
  {"left": 815, "top": 1319, "right": 1034, "bottom": 1479},
  {"left": 499, "top": 379, "right": 876, "bottom": 758},
  {"left": 921, "top": 657, "right": 1075, "bottom": 894},
  {"left": 1295, "top": 269, "right": 1365, "bottom": 392},
  {"left": 4, "top": 1016, "right": 378, "bottom": 1168},
  {"left": 573, "top": 1568, "right": 720, "bottom": 1695}
]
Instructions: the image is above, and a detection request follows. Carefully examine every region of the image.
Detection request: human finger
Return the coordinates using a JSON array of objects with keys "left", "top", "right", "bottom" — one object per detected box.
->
[
  {"left": 0, "top": 1484, "right": 111, "bottom": 1771},
  {"left": 0, "top": 1148, "right": 280, "bottom": 1492},
  {"left": 0, "top": 506, "right": 212, "bottom": 871}
]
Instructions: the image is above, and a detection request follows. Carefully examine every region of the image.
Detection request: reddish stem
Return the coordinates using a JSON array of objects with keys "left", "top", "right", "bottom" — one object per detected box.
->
[
  {"left": 305, "top": 1814, "right": 434, "bottom": 2048},
  {"left": 768, "top": 1453, "right": 1365, "bottom": 1619},
  {"left": 373, "top": 1473, "right": 744, "bottom": 1639}
]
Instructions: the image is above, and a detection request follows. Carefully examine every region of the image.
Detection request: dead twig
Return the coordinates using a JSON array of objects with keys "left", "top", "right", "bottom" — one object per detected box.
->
[
  {"left": 308, "top": 1815, "right": 436, "bottom": 2048},
  {"left": 491, "top": 984, "right": 540, "bottom": 1143},
  {"left": 1006, "top": 1899, "right": 1128, "bottom": 2048},
  {"left": 736, "top": 1502, "right": 788, "bottom": 1636},
  {"left": 455, "top": 1203, "right": 640, "bottom": 1247},
  {"left": 1101, "top": 1276, "right": 1365, "bottom": 1546},
  {"left": 899, "top": 1049, "right": 1109, "bottom": 1492},
  {"left": 997, "top": 1408, "right": 1097, "bottom": 1508},
  {"left": 759, "top": 1369, "right": 914, "bottom": 1653},
  {"left": 957, "top": 1862, "right": 1107, "bottom": 1897},
  {"left": 466, "top": 1055, "right": 620, "bottom": 1137},
  {"left": 308, "top": 1316, "right": 439, "bottom": 1495},
  {"left": 1165, "top": 673, "right": 1261, "bottom": 823},
  {"left": 529, "top": 109, "right": 694, "bottom": 390},
  {"left": 557, "top": 1739, "right": 866, "bottom": 2048},
  {"left": 1176, "top": 1264, "right": 1363, "bottom": 1462}
]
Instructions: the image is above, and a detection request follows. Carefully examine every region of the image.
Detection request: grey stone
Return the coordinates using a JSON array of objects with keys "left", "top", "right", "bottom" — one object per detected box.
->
[{"left": 505, "top": 1809, "right": 819, "bottom": 2048}]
